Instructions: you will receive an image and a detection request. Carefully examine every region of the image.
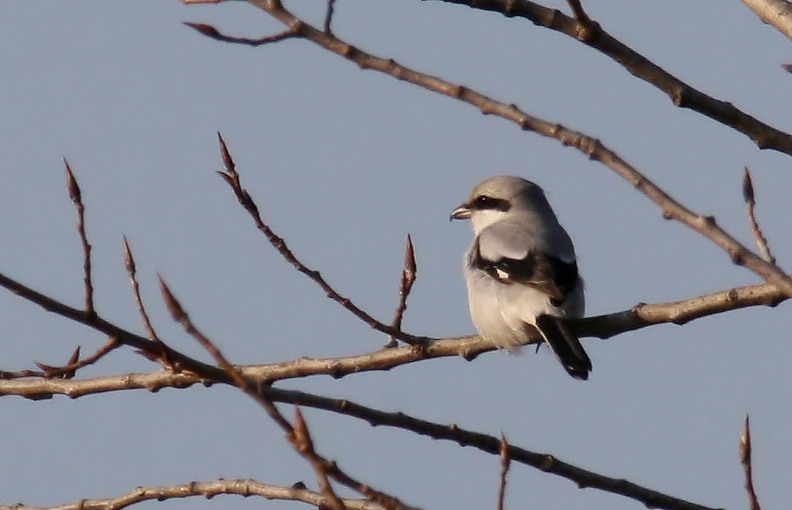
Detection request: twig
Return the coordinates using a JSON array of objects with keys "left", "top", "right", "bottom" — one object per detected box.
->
[
  {"left": 0, "top": 479, "right": 386, "bottom": 510},
  {"left": 324, "top": 0, "right": 337, "bottom": 34},
  {"left": 214, "top": 133, "right": 430, "bottom": 347},
  {"left": 123, "top": 236, "right": 160, "bottom": 341},
  {"left": 35, "top": 338, "right": 120, "bottom": 379},
  {"left": 158, "top": 276, "right": 417, "bottom": 510},
  {"left": 497, "top": 434, "right": 511, "bottom": 510},
  {"left": 740, "top": 415, "right": 762, "bottom": 510},
  {"left": 742, "top": 168, "right": 776, "bottom": 265},
  {"left": 64, "top": 160, "right": 94, "bottom": 314},
  {"left": 184, "top": 22, "right": 299, "bottom": 46},
  {"left": 0, "top": 269, "right": 230, "bottom": 383},
  {"left": 387, "top": 234, "right": 417, "bottom": 347},
  {"left": 122, "top": 237, "right": 178, "bottom": 370}
]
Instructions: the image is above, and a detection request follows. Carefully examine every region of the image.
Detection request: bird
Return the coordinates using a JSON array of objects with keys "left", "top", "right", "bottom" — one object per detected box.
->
[{"left": 451, "top": 175, "right": 592, "bottom": 380}]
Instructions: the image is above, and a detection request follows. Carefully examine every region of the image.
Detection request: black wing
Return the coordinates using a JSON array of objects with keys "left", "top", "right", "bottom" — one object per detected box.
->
[{"left": 471, "top": 237, "right": 579, "bottom": 305}]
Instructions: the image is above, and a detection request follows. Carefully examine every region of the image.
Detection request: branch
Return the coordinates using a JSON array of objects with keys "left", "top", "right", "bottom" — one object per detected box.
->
[
  {"left": 268, "top": 387, "right": 723, "bottom": 510},
  {"left": 741, "top": 0, "right": 792, "bottom": 42},
  {"left": 432, "top": 0, "right": 792, "bottom": 155},
  {"left": 2, "top": 278, "right": 788, "bottom": 398},
  {"left": 0, "top": 479, "right": 385, "bottom": 510},
  {"left": 189, "top": 2, "right": 792, "bottom": 299},
  {"left": 159, "top": 276, "right": 419, "bottom": 510},
  {"left": 0, "top": 269, "right": 231, "bottom": 384},
  {"left": 214, "top": 133, "right": 430, "bottom": 347}
]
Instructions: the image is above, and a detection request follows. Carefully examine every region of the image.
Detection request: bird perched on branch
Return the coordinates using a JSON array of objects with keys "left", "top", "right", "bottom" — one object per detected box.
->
[{"left": 451, "top": 176, "right": 592, "bottom": 380}]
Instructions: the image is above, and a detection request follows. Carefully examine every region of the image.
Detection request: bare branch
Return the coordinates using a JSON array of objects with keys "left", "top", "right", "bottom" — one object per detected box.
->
[
  {"left": 742, "top": 168, "right": 776, "bottom": 265},
  {"left": 741, "top": 0, "right": 792, "bottom": 42},
  {"left": 269, "top": 388, "right": 722, "bottom": 510},
  {"left": 1, "top": 277, "right": 788, "bottom": 398},
  {"left": 64, "top": 160, "right": 94, "bottom": 314},
  {"left": 740, "top": 415, "right": 763, "bottom": 510},
  {"left": 200, "top": 5, "right": 792, "bottom": 298},
  {"left": 429, "top": 0, "right": 792, "bottom": 156},
  {"left": 0, "top": 479, "right": 385, "bottom": 510},
  {"left": 214, "top": 133, "right": 430, "bottom": 347},
  {"left": 0, "top": 269, "right": 230, "bottom": 383},
  {"left": 159, "top": 276, "right": 416, "bottom": 510}
]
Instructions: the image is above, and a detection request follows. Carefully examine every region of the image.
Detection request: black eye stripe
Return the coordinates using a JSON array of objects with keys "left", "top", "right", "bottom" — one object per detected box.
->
[{"left": 471, "top": 196, "right": 510, "bottom": 212}]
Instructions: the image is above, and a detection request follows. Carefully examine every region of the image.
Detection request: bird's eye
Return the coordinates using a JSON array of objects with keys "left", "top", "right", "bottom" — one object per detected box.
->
[{"left": 472, "top": 195, "right": 510, "bottom": 212}]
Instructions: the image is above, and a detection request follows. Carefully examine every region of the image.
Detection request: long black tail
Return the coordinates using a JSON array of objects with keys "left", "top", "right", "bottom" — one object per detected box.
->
[{"left": 535, "top": 315, "right": 592, "bottom": 380}]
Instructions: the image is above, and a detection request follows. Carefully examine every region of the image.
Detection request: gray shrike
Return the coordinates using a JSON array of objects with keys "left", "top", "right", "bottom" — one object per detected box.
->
[{"left": 451, "top": 176, "right": 592, "bottom": 380}]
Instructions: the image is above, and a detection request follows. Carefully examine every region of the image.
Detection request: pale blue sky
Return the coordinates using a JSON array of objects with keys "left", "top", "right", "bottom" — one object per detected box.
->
[{"left": 2, "top": 2, "right": 792, "bottom": 509}]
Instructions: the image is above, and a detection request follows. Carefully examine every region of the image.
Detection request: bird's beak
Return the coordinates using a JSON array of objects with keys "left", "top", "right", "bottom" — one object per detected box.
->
[{"left": 450, "top": 204, "right": 471, "bottom": 221}]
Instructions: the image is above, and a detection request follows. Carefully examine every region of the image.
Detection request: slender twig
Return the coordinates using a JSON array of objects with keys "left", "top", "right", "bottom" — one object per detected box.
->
[
  {"left": 35, "top": 338, "right": 121, "bottom": 379},
  {"left": 184, "top": 22, "right": 299, "bottom": 46},
  {"left": 387, "top": 234, "right": 417, "bottom": 347},
  {"left": 0, "top": 479, "right": 386, "bottom": 510},
  {"left": 64, "top": 160, "right": 94, "bottom": 314},
  {"left": 497, "top": 434, "right": 511, "bottom": 510},
  {"left": 214, "top": 133, "right": 430, "bottom": 347},
  {"left": 122, "top": 237, "right": 178, "bottom": 370},
  {"left": 0, "top": 269, "right": 230, "bottom": 383},
  {"left": 740, "top": 415, "right": 762, "bottom": 510},
  {"left": 742, "top": 168, "right": 776, "bottom": 265},
  {"left": 324, "top": 0, "right": 337, "bottom": 34},
  {"left": 158, "top": 276, "right": 416, "bottom": 510},
  {"left": 123, "top": 236, "right": 161, "bottom": 341}
]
